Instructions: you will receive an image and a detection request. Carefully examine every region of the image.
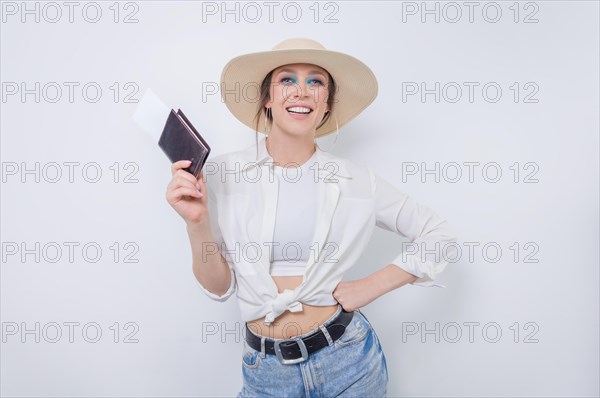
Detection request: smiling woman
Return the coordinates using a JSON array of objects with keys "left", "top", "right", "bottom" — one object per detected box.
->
[
  {"left": 243, "top": 62, "right": 341, "bottom": 330},
  {"left": 166, "top": 38, "right": 458, "bottom": 398},
  {"left": 256, "top": 63, "right": 336, "bottom": 140},
  {"left": 262, "top": 64, "right": 332, "bottom": 144}
]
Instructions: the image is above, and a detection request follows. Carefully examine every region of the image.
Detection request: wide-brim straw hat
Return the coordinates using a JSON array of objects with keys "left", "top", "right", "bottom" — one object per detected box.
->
[{"left": 220, "top": 38, "right": 378, "bottom": 138}]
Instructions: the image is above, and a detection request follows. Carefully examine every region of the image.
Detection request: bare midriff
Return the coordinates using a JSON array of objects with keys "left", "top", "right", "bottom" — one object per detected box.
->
[{"left": 246, "top": 275, "right": 339, "bottom": 340}]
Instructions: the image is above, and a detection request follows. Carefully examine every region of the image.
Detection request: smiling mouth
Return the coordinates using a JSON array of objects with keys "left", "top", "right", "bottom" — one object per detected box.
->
[{"left": 286, "top": 106, "right": 313, "bottom": 114}]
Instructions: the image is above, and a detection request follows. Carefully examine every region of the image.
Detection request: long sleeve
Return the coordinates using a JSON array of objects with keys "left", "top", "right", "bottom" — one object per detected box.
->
[
  {"left": 195, "top": 173, "right": 237, "bottom": 301},
  {"left": 370, "top": 169, "right": 458, "bottom": 288}
]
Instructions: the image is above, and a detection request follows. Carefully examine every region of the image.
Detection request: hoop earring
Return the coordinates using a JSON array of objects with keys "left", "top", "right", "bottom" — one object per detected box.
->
[
  {"left": 264, "top": 108, "right": 271, "bottom": 135},
  {"left": 315, "top": 113, "right": 339, "bottom": 152}
]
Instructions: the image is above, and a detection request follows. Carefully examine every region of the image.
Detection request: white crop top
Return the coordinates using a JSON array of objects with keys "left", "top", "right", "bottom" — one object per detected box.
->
[{"left": 269, "top": 151, "right": 319, "bottom": 276}]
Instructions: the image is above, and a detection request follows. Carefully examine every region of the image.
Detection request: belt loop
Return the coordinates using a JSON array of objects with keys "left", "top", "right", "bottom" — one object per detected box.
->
[
  {"left": 319, "top": 324, "right": 334, "bottom": 346},
  {"left": 260, "top": 336, "right": 266, "bottom": 358}
]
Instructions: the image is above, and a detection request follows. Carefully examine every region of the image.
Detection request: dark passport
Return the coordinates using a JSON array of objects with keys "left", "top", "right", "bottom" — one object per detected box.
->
[{"left": 158, "top": 109, "right": 210, "bottom": 179}]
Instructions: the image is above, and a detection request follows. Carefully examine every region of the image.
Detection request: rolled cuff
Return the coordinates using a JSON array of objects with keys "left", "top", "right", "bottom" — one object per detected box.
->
[
  {"left": 197, "top": 265, "right": 237, "bottom": 301},
  {"left": 391, "top": 252, "right": 447, "bottom": 288}
]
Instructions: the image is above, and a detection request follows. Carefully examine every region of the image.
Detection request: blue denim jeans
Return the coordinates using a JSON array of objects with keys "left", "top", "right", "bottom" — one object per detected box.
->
[{"left": 237, "top": 304, "right": 389, "bottom": 397}]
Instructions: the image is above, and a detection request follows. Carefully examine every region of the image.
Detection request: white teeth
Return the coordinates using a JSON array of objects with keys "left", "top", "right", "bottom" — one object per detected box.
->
[{"left": 287, "top": 107, "right": 312, "bottom": 114}]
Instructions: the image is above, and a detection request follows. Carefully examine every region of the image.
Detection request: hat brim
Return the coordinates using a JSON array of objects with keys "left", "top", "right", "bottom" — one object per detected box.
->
[{"left": 220, "top": 48, "right": 378, "bottom": 137}]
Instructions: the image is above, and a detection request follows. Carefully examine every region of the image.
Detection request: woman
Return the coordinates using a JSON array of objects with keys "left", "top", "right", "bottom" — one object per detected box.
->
[{"left": 166, "top": 38, "right": 458, "bottom": 397}]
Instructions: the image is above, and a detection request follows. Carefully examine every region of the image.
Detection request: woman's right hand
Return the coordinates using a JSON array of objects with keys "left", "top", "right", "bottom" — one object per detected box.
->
[{"left": 165, "top": 160, "right": 209, "bottom": 225}]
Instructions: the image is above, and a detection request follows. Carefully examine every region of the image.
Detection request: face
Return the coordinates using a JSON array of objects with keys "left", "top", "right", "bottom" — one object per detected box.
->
[{"left": 266, "top": 63, "right": 330, "bottom": 138}]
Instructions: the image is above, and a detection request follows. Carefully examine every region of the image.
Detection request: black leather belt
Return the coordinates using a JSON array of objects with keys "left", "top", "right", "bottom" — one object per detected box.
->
[{"left": 244, "top": 308, "right": 354, "bottom": 365}]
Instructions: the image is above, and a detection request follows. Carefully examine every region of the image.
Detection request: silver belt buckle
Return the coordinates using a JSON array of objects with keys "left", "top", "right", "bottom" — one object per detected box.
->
[{"left": 274, "top": 337, "right": 309, "bottom": 365}]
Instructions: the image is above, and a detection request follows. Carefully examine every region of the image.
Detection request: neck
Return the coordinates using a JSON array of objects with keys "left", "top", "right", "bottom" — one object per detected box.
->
[{"left": 265, "top": 132, "right": 316, "bottom": 168}]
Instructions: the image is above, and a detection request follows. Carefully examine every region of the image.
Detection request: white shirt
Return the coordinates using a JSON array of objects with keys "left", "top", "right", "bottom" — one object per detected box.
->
[
  {"left": 269, "top": 154, "right": 319, "bottom": 276},
  {"left": 200, "top": 138, "right": 458, "bottom": 325}
]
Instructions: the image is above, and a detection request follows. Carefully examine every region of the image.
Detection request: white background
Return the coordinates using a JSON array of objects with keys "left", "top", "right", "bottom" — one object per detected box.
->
[{"left": 1, "top": 1, "right": 598, "bottom": 397}]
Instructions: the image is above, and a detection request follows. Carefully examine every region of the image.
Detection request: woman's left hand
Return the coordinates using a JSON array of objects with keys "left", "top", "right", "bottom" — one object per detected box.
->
[{"left": 332, "top": 278, "right": 378, "bottom": 312}]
